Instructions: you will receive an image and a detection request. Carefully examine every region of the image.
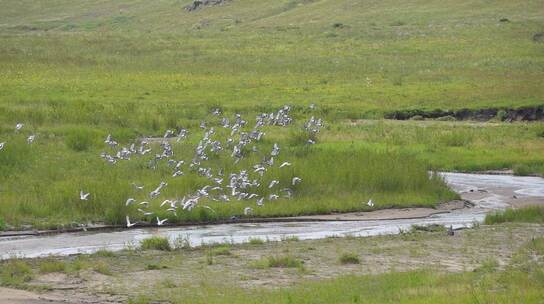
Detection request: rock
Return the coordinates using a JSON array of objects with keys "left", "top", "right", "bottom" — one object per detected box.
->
[
  {"left": 533, "top": 32, "right": 544, "bottom": 43},
  {"left": 499, "top": 18, "right": 510, "bottom": 22},
  {"left": 185, "top": 0, "right": 230, "bottom": 12}
]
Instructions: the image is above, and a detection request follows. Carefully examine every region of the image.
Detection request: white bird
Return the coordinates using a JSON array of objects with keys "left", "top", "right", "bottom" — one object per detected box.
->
[
  {"left": 268, "top": 180, "right": 280, "bottom": 189},
  {"left": 80, "top": 191, "right": 90, "bottom": 201},
  {"left": 160, "top": 199, "right": 172, "bottom": 208},
  {"left": 139, "top": 201, "right": 150, "bottom": 207},
  {"left": 15, "top": 123, "right": 24, "bottom": 132},
  {"left": 132, "top": 183, "right": 144, "bottom": 190},
  {"left": 172, "top": 170, "right": 184, "bottom": 177},
  {"left": 126, "top": 216, "right": 136, "bottom": 228},
  {"left": 279, "top": 162, "right": 291, "bottom": 168},
  {"left": 125, "top": 198, "right": 136, "bottom": 206},
  {"left": 150, "top": 181, "right": 167, "bottom": 199},
  {"left": 268, "top": 194, "right": 279, "bottom": 200},
  {"left": 137, "top": 208, "right": 153, "bottom": 216},
  {"left": 256, "top": 197, "right": 264, "bottom": 206},
  {"left": 244, "top": 207, "right": 253, "bottom": 215},
  {"left": 156, "top": 217, "right": 168, "bottom": 226},
  {"left": 307, "top": 139, "right": 316, "bottom": 145},
  {"left": 27, "top": 135, "right": 35, "bottom": 144},
  {"left": 367, "top": 199, "right": 374, "bottom": 207},
  {"left": 292, "top": 177, "right": 302, "bottom": 185},
  {"left": 0, "top": 142, "right": 5, "bottom": 150}
]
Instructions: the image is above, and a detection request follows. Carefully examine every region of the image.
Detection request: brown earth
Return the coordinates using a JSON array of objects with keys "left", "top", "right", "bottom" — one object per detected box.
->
[{"left": 1, "top": 223, "right": 542, "bottom": 303}]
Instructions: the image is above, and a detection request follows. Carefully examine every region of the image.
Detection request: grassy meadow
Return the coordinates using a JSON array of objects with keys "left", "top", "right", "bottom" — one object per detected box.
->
[{"left": 0, "top": 0, "right": 543, "bottom": 228}]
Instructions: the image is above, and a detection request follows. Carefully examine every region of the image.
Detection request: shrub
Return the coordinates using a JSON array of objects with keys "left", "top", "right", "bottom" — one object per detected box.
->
[
  {"left": 145, "top": 263, "right": 167, "bottom": 270},
  {"left": 210, "top": 245, "right": 231, "bottom": 256},
  {"left": 253, "top": 256, "right": 304, "bottom": 269},
  {"left": 39, "top": 260, "right": 66, "bottom": 273},
  {"left": 248, "top": 238, "right": 265, "bottom": 245},
  {"left": 92, "top": 249, "right": 116, "bottom": 257},
  {"left": 339, "top": 253, "right": 360, "bottom": 264},
  {"left": 1, "top": 260, "right": 33, "bottom": 286},
  {"left": 496, "top": 110, "right": 508, "bottom": 121},
  {"left": 93, "top": 261, "right": 112, "bottom": 275},
  {"left": 65, "top": 127, "right": 100, "bottom": 152},
  {"left": 140, "top": 236, "right": 172, "bottom": 251}
]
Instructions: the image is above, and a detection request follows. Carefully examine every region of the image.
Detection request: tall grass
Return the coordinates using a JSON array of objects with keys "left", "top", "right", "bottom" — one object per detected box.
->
[
  {"left": 485, "top": 206, "right": 544, "bottom": 225},
  {"left": 0, "top": 131, "right": 456, "bottom": 228},
  {"left": 0, "top": 0, "right": 542, "bottom": 228}
]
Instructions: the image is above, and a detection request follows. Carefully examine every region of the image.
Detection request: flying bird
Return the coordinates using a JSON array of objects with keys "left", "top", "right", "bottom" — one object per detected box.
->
[
  {"left": 126, "top": 216, "right": 136, "bottom": 228},
  {"left": 132, "top": 183, "right": 144, "bottom": 190},
  {"left": 279, "top": 162, "right": 291, "bottom": 168},
  {"left": 268, "top": 180, "right": 280, "bottom": 189},
  {"left": 80, "top": 191, "right": 90, "bottom": 201},
  {"left": 156, "top": 217, "right": 168, "bottom": 226}
]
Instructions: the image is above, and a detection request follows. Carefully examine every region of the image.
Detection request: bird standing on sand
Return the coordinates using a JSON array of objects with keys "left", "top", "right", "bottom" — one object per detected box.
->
[{"left": 447, "top": 225, "right": 454, "bottom": 236}]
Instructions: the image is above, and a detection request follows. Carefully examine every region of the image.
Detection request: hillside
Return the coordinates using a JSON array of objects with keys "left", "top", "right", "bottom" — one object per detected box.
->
[{"left": 0, "top": 0, "right": 543, "bottom": 122}]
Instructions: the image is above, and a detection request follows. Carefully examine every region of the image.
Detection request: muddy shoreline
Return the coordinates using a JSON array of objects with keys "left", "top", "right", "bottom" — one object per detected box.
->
[{"left": 0, "top": 200, "right": 469, "bottom": 238}]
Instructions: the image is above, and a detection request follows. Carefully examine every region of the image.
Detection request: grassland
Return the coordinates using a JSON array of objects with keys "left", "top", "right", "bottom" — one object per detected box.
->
[
  {"left": 485, "top": 205, "right": 544, "bottom": 224},
  {"left": 0, "top": 0, "right": 543, "bottom": 229},
  {"left": 1, "top": 223, "right": 543, "bottom": 303}
]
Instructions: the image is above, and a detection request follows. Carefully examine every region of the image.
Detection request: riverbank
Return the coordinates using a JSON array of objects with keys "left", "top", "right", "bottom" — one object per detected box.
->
[{"left": 1, "top": 222, "right": 542, "bottom": 304}]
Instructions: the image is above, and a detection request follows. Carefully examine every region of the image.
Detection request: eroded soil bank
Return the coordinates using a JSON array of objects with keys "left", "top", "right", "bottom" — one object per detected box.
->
[{"left": 385, "top": 105, "right": 544, "bottom": 121}]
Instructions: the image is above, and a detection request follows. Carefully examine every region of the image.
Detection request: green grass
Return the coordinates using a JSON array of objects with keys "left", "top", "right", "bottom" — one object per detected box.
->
[
  {"left": 210, "top": 245, "right": 232, "bottom": 256},
  {"left": 0, "top": 130, "right": 457, "bottom": 228},
  {"left": 248, "top": 238, "right": 265, "bottom": 245},
  {"left": 0, "top": 0, "right": 543, "bottom": 229},
  {"left": 339, "top": 253, "right": 360, "bottom": 264},
  {"left": 93, "top": 261, "right": 112, "bottom": 275},
  {"left": 130, "top": 238, "right": 544, "bottom": 304},
  {"left": 0, "top": 217, "right": 5, "bottom": 231},
  {"left": 252, "top": 255, "right": 304, "bottom": 269},
  {"left": 485, "top": 206, "right": 544, "bottom": 225},
  {"left": 0, "top": 260, "right": 33, "bottom": 287},
  {"left": 140, "top": 237, "right": 172, "bottom": 251},
  {"left": 38, "top": 259, "right": 66, "bottom": 274}
]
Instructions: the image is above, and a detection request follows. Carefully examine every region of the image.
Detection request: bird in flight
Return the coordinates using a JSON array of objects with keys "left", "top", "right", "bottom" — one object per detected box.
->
[{"left": 80, "top": 191, "right": 90, "bottom": 201}]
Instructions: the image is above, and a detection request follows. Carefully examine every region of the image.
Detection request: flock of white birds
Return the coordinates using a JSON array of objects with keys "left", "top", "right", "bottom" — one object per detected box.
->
[
  {"left": 75, "top": 105, "right": 321, "bottom": 227},
  {"left": 0, "top": 104, "right": 378, "bottom": 228}
]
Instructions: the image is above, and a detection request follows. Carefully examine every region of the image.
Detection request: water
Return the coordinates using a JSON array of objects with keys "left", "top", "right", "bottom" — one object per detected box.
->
[{"left": 1, "top": 172, "right": 543, "bottom": 259}]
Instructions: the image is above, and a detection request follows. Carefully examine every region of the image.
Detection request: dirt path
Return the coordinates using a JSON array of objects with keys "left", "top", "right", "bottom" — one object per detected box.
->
[{"left": 0, "top": 287, "right": 66, "bottom": 304}]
